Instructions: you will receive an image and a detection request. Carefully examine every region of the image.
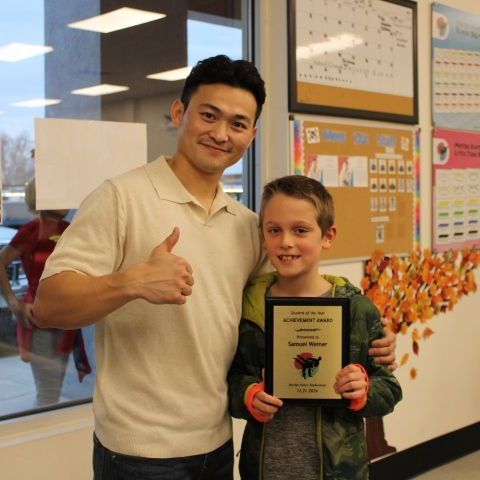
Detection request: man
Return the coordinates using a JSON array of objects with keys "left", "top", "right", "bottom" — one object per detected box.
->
[{"left": 34, "top": 55, "right": 395, "bottom": 479}]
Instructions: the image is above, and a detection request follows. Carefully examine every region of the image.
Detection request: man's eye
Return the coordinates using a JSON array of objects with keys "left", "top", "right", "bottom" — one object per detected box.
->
[
  {"left": 202, "top": 112, "right": 215, "bottom": 120},
  {"left": 233, "top": 121, "right": 247, "bottom": 129}
]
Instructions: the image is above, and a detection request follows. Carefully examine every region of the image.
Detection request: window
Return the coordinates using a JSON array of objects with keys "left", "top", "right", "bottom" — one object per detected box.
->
[{"left": 0, "top": 0, "right": 252, "bottom": 420}]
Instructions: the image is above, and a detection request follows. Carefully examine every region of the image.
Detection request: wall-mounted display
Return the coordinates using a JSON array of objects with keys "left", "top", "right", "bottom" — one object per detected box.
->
[
  {"left": 288, "top": 0, "right": 418, "bottom": 124},
  {"left": 432, "top": 128, "right": 480, "bottom": 252},
  {"left": 432, "top": 3, "right": 480, "bottom": 131},
  {"left": 292, "top": 118, "right": 419, "bottom": 262}
]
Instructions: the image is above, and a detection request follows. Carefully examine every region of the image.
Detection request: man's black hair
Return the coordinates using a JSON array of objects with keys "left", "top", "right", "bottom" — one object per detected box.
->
[{"left": 180, "top": 55, "right": 266, "bottom": 123}]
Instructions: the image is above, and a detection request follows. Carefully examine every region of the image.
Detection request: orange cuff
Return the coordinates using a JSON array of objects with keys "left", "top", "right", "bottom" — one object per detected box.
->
[
  {"left": 348, "top": 364, "right": 369, "bottom": 412},
  {"left": 245, "top": 382, "right": 271, "bottom": 423}
]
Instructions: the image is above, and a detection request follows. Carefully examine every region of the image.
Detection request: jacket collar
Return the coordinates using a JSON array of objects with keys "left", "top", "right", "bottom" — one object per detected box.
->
[{"left": 242, "top": 272, "right": 360, "bottom": 330}]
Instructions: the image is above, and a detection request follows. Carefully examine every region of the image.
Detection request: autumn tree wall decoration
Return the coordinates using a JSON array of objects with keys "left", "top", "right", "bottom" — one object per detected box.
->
[
  {"left": 362, "top": 248, "right": 480, "bottom": 378},
  {"left": 362, "top": 248, "right": 479, "bottom": 460}
]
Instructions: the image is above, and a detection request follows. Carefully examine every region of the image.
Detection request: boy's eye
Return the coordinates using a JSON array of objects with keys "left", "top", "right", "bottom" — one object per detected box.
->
[
  {"left": 266, "top": 228, "right": 280, "bottom": 235},
  {"left": 294, "top": 228, "right": 309, "bottom": 234}
]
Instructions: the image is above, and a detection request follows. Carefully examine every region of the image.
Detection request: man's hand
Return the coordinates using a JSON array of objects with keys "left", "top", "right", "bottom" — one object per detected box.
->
[
  {"left": 135, "top": 227, "right": 194, "bottom": 305},
  {"left": 369, "top": 319, "right": 397, "bottom": 371}
]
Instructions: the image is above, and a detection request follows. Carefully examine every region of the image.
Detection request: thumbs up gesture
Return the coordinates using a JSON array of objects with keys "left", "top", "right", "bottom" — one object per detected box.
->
[{"left": 137, "top": 227, "right": 194, "bottom": 305}]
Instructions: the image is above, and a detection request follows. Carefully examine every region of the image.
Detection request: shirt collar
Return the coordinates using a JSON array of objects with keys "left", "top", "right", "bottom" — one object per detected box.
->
[{"left": 145, "top": 156, "right": 238, "bottom": 216}]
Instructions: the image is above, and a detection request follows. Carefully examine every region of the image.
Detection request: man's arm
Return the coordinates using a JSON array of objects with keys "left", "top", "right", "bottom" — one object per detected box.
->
[{"left": 34, "top": 227, "right": 194, "bottom": 329}]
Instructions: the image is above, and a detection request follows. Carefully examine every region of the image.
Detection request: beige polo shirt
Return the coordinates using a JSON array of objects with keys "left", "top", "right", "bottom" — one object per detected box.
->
[{"left": 42, "top": 156, "right": 264, "bottom": 457}]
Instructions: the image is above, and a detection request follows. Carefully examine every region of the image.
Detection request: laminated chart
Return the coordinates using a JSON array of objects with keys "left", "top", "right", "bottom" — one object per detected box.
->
[
  {"left": 432, "top": 3, "right": 480, "bottom": 131},
  {"left": 433, "top": 128, "right": 480, "bottom": 251}
]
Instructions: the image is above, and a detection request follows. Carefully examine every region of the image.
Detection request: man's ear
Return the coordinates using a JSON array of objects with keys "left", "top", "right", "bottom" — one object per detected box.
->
[
  {"left": 171, "top": 99, "right": 185, "bottom": 128},
  {"left": 321, "top": 225, "right": 337, "bottom": 250}
]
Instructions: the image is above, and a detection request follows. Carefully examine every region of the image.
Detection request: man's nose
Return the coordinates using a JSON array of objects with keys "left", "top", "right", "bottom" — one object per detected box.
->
[{"left": 209, "top": 122, "right": 229, "bottom": 143}]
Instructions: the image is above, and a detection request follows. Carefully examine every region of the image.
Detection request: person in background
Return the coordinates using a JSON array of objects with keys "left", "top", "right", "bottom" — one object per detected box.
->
[
  {"left": 228, "top": 175, "right": 402, "bottom": 479},
  {"left": 33, "top": 55, "right": 395, "bottom": 479},
  {"left": 0, "top": 178, "right": 90, "bottom": 407}
]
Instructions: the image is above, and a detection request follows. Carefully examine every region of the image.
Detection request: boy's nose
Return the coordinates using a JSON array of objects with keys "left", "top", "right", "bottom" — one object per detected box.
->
[{"left": 280, "top": 233, "right": 294, "bottom": 248}]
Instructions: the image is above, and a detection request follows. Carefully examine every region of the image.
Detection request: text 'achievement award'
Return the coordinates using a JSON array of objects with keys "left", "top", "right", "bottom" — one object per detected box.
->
[{"left": 265, "top": 297, "right": 350, "bottom": 404}]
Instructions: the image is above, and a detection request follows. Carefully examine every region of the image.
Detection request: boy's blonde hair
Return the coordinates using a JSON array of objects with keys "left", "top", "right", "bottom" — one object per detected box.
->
[{"left": 259, "top": 175, "right": 335, "bottom": 234}]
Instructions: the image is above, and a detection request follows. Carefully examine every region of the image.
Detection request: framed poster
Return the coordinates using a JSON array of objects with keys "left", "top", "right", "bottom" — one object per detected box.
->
[
  {"left": 292, "top": 117, "right": 420, "bottom": 262},
  {"left": 265, "top": 296, "right": 350, "bottom": 404},
  {"left": 288, "top": 0, "right": 418, "bottom": 124}
]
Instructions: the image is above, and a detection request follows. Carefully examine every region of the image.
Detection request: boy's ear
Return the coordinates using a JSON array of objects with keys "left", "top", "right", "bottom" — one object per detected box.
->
[
  {"left": 171, "top": 99, "right": 185, "bottom": 128},
  {"left": 321, "top": 225, "right": 337, "bottom": 250}
]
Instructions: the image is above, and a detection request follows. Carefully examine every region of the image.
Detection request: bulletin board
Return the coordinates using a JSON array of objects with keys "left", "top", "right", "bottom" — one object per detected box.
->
[
  {"left": 432, "top": 128, "right": 480, "bottom": 252},
  {"left": 432, "top": 3, "right": 480, "bottom": 131},
  {"left": 292, "top": 118, "right": 419, "bottom": 262},
  {"left": 288, "top": 0, "right": 418, "bottom": 124}
]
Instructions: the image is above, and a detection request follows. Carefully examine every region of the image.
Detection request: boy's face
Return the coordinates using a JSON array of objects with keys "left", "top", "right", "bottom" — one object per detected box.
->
[
  {"left": 171, "top": 83, "right": 257, "bottom": 179},
  {"left": 262, "top": 194, "right": 335, "bottom": 281}
]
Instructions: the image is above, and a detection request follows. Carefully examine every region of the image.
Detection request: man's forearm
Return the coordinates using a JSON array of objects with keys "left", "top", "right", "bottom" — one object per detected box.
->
[{"left": 33, "top": 270, "right": 139, "bottom": 329}]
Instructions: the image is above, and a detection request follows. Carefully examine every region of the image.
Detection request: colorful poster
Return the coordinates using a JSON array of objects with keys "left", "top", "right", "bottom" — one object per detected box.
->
[
  {"left": 433, "top": 128, "right": 480, "bottom": 251},
  {"left": 432, "top": 3, "right": 480, "bottom": 131}
]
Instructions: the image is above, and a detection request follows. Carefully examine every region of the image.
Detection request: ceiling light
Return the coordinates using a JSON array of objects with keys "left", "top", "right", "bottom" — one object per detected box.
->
[
  {"left": 68, "top": 7, "right": 166, "bottom": 33},
  {"left": 71, "top": 84, "right": 129, "bottom": 96},
  {"left": 11, "top": 98, "right": 61, "bottom": 108},
  {"left": 0, "top": 42, "right": 53, "bottom": 62},
  {"left": 147, "top": 66, "right": 192, "bottom": 81}
]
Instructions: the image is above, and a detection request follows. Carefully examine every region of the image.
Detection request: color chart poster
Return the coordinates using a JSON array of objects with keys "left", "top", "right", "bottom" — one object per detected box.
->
[
  {"left": 432, "top": 3, "right": 480, "bottom": 131},
  {"left": 433, "top": 128, "right": 480, "bottom": 251}
]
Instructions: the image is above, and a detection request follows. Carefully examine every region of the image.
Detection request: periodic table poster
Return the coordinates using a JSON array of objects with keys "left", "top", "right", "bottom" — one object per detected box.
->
[
  {"left": 432, "top": 3, "right": 480, "bottom": 131},
  {"left": 288, "top": 0, "right": 418, "bottom": 124},
  {"left": 292, "top": 118, "right": 419, "bottom": 262}
]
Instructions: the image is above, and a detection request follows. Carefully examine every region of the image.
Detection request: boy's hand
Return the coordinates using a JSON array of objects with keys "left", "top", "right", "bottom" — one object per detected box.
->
[
  {"left": 334, "top": 364, "right": 368, "bottom": 400},
  {"left": 251, "top": 389, "right": 283, "bottom": 420},
  {"left": 244, "top": 379, "right": 283, "bottom": 422},
  {"left": 369, "top": 318, "right": 397, "bottom": 371}
]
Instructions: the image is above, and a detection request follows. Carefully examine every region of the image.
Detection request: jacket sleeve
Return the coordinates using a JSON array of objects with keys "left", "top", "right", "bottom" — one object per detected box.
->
[
  {"left": 351, "top": 296, "right": 402, "bottom": 418},
  {"left": 228, "top": 319, "right": 264, "bottom": 420}
]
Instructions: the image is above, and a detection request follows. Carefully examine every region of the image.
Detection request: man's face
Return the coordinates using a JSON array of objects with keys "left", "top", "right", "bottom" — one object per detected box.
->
[{"left": 171, "top": 83, "right": 258, "bottom": 178}]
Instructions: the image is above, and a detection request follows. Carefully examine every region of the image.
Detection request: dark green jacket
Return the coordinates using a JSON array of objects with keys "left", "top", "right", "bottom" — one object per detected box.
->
[{"left": 228, "top": 272, "right": 402, "bottom": 480}]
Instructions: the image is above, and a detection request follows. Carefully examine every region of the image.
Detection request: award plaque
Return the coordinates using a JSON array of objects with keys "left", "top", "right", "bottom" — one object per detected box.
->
[{"left": 265, "top": 297, "right": 350, "bottom": 404}]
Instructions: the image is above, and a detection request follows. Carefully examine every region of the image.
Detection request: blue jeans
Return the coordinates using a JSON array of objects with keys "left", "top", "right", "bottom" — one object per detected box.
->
[{"left": 93, "top": 434, "right": 234, "bottom": 480}]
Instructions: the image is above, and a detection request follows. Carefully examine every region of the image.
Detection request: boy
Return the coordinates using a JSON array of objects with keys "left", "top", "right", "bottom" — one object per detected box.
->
[{"left": 228, "top": 175, "right": 402, "bottom": 479}]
